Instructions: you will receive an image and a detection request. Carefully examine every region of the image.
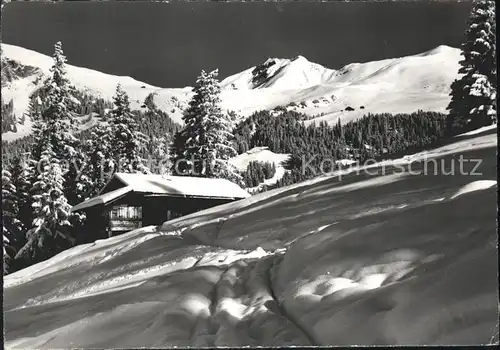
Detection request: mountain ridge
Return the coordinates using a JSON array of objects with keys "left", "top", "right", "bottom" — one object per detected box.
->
[{"left": 1, "top": 43, "right": 461, "bottom": 141}]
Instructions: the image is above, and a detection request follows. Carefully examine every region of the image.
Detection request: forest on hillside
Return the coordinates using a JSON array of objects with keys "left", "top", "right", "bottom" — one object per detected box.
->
[
  {"left": 233, "top": 109, "right": 448, "bottom": 187},
  {"left": 3, "top": 107, "right": 449, "bottom": 191}
]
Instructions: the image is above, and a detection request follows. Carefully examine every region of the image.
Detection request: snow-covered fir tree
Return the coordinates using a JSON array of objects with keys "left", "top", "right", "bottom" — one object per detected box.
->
[
  {"left": 35, "top": 41, "right": 80, "bottom": 159},
  {"left": 8, "top": 155, "right": 33, "bottom": 231},
  {"left": 29, "top": 41, "right": 87, "bottom": 202},
  {"left": 16, "top": 149, "right": 75, "bottom": 266},
  {"left": 142, "top": 97, "right": 173, "bottom": 174},
  {"left": 108, "top": 84, "right": 150, "bottom": 174},
  {"left": 148, "top": 135, "right": 171, "bottom": 175},
  {"left": 30, "top": 41, "right": 83, "bottom": 200},
  {"left": 170, "top": 128, "right": 189, "bottom": 175},
  {"left": 83, "top": 121, "right": 116, "bottom": 197},
  {"left": 15, "top": 41, "right": 84, "bottom": 267},
  {"left": 64, "top": 151, "right": 93, "bottom": 205},
  {"left": 2, "top": 170, "right": 26, "bottom": 274},
  {"left": 171, "top": 69, "right": 243, "bottom": 185},
  {"left": 447, "top": 0, "right": 496, "bottom": 134}
]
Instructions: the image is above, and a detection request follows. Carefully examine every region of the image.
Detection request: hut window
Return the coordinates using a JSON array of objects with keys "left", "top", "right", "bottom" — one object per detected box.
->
[{"left": 110, "top": 206, "right": 142, "bottom": 219}]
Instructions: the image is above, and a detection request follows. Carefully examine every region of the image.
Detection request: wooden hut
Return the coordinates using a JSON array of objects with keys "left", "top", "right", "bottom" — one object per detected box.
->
[{"left": 71, "top": 173, "right": 250, "bottom": 242}]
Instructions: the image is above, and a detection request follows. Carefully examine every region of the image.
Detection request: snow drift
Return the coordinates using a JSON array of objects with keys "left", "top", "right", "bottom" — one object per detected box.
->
[{"left": 4, "top": 127, "right": 498, "bottom": 347}]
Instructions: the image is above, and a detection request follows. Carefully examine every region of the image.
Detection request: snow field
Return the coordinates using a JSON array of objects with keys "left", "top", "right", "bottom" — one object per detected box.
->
[{"left": 3, "top": 128, "right": 498, "bottom": 347}]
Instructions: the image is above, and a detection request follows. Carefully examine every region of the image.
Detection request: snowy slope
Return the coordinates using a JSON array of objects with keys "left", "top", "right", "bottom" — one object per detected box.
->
[
  {"left": 2, "top": 43, "right": 461, "bottom": 141},
  {"left": 1, "top": 43, "right": 191, "bottom": 141},
  {"left": 219, "top": 45, "right": 461, "bottom": 124},
  {"left": 4, "top": 127, "right": 498, "bottom": 347},
  {"left": 1, "top": 43, "right": 165, "bottom": 107}
]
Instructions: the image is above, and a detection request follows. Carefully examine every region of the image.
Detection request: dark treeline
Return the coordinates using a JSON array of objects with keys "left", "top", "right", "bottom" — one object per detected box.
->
[
  {"left": 1, "top": 99, "right": 16, "bottom": 133},
  {"left": 30, "top": 87, "right": 114, "bottom": 118},
  {"left": 242, "top": 160, "right": 276, "bottom": 188},
  {"left": 3, "top": 93, "right": 182, "bottom": 169},
  {"left": 3, "top": 108, "right": 449, "bottom": 190},
  {"left": 2, "top": 88, "right": 115, "bottom": 165},
  {"left": 3, "top": 108, "right": 448, "bottom": 190},
  {"left": 0, "top": 57, "right": 39, "bottom": 87},
  {"left": 2, "top": 136, "right": 34, "bottom": 167},
  {"left": 233, "top": 109, "right": 447, "bottom": 188},
  {"left": 2, "top": 110, "right": 182, "bottom": 170}
]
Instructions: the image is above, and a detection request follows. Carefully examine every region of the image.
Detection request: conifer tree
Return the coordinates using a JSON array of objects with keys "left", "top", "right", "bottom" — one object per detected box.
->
[
  {"left": 141, "top": 96, "right": 173, "bottom": 174},
  {"left": 170, "top": 129, "right": 189, "bottom": 175},
  {"left": 108, "top": 84, "right": 149, "bottom": 174},
  {"left": 147, "top": 135, "right": 170, "bottom": 175},
  {"left": 30, "top": 41, "right": 83, "bottom": 198},
  {"left": 447, "top": 0, "right": 496, "bottom": 134},
  {"left": 16, "top": 149, "right": 75, "bottom": 266},
  {"left": 15, "top": 41, "right": 82, "bottom": 267},
  {"left": 84, "top": 122, "right": 116, "bottom": 196},
  {"left": 36, "top": 41, "right": 80, "bottom": 159},
  {"left": 2, "top": 169, "right": 26, "bottom": 274},
  {"left": 9, "top": 155, "right": 33, "bottom": 230},
  {"left": 64, "top": 152, "right": 93, "bottom": 205},
  {"left": 171, "top": 69, "right": 243, "bottom": 185}
]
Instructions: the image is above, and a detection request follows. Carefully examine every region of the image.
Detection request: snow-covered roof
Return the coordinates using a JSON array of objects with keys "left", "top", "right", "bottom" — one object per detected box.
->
[
  {"left": 71, "top": 186, "right": 133, "bottom": 212},
  {"left": 111, "top": 173, "right": 250, "bottom": 198},
  {"left": 71, "top": 173, "right": 250, "bottom": 212}
]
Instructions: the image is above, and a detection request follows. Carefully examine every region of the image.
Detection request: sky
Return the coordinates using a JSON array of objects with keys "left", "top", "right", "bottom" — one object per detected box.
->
[{"left": 1, "top": 1, "right": 473, "bottom": 88}]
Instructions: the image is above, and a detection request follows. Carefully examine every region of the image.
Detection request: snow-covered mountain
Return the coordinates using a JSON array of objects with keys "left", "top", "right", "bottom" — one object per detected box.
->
[
  {"left": 220, "top": 55, "right": 338, "bottom": 90},
  {"left": 2, "top": 43, "right": 461, "bottom": 142},
  {"left": 4, "top": 126, "right": 498, "bottom": 347},
  {"left": 218, "top": 45, "right": 461, "bottom": 125},
  {"left": 0, "top": 43, "right": 190, "bottom": 141}
]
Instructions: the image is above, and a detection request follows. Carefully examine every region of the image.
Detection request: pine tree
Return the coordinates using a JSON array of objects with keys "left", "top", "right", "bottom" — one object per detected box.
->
[
  {"left": 171, "top": 69, "right": 243, "bottom": 185},
  {"left": 170, "top": 129, "right": 190, "bottom": 175},
  {"left": 84, "top": 121, "right": 115, "bottom": 197},
  {"left": 447, "top": 0, "right": 496, "bottom": 134},
  {"left": 2, "top": 169, "right": 26, "bottom": 274},
  {"left": 141, "top": 97, "right": 173, "bottom": 175},
  {"left": 9, "top": 155, "right": 33, "bottom": 231},
  {"left": 64, "top": 151, "right": 93, "bottom": 205},
  {"left": 30, "top": 41, "right": 81, "bottom": 197},
  {"left": 14, "top": 41, "right": 82, "bottom": 267},
  {"left": 148, "top": 135, "right": 171, "bottom": 175},
  {"left": 15, "top": 149, "right": 75, "bottom": 266},
  {"left": 36, "top": 41, "right": 80, "bottom": 159},
  {"left": 108, "top": 84, "right": 149, "bottom": 174}
]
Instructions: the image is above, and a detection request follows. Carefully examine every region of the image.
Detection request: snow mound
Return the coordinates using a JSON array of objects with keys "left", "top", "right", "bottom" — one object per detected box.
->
[
  {"left": 449, "top": 180, "right": 497, "bottom": 200},
  {"left": 4, "top": 226, "right": 159, "bottom": 288},
  {"left": 455, "top": 124, "right": 497, "bottom": 137},
  {"left": 195, "top": 246, "right": 275, "bottom": 267}
]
